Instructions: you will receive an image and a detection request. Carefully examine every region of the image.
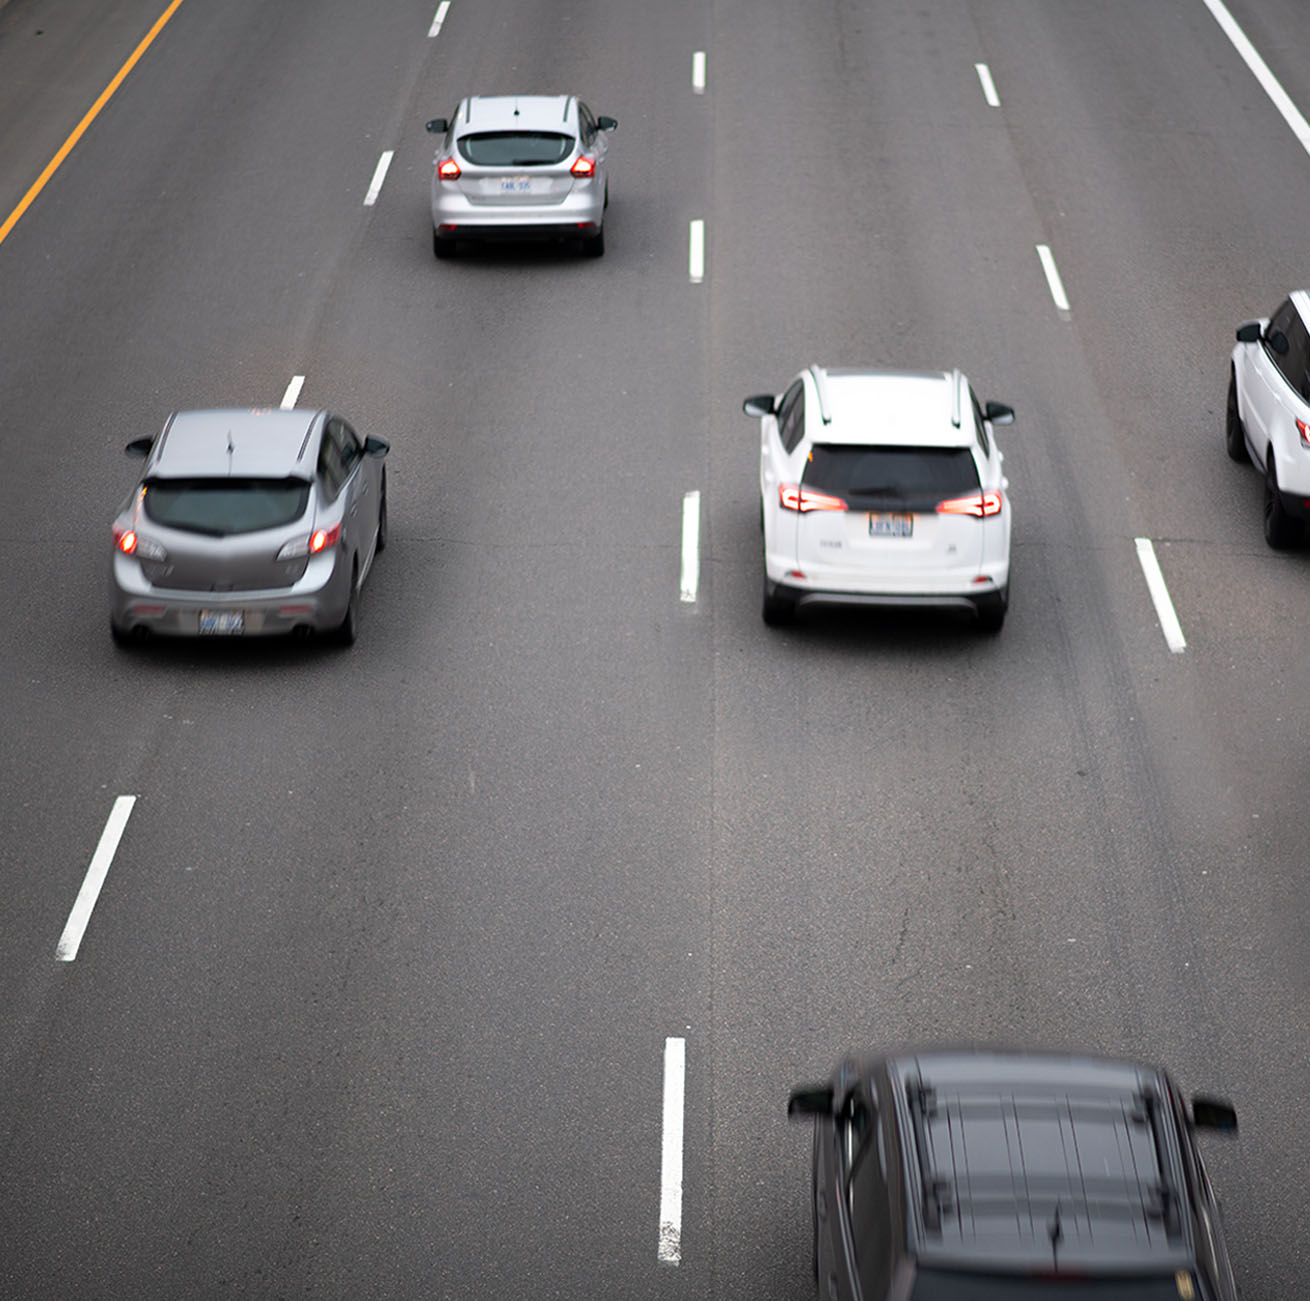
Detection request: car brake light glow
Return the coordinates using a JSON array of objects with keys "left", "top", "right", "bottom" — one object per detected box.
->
[
  {"left": 310, "top": 523, "right": 341, "bottom": 553},
  {"left": 1298, "top": 418, "right": 1310, "bottom": 448},
  {"left": 779, "top": 483, "right": 847, "bottom": 512},
  {"left": 937, "top": 490, "right": 1003, "bottom": 518},
  {"left": 570, "top": 155, "right": 597, "bottom": 177},
  {"left": 115, "top": 528, "right": 138, "bottom": 554},
  {"left": 437, "top": 157, "right": 461, "bottom": 180}
]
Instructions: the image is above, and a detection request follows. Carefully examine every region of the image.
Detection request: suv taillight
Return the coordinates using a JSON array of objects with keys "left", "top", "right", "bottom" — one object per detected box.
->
[
  {"left": 779, "top": 483, "right": 847, "bottom": 513},
  {"left": 1297, "top": 418, "right": 1310, "bottom": 449},
  {"left": 937, "top": 491, "right": 1002, "bottom": 518}
]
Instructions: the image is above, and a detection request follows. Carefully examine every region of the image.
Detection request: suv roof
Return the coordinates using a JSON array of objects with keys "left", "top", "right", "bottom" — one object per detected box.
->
[
  {"left": 149, "top": 409, "right": 321, "bottom": 480},
  {"left": 809, "top": 367, "right": 974, "bottom": 450},
  {"left": 883, "top": 1051, "right": 1197, "bottom": 1273},
  {"left": 454, "top": 95, "right": 575, "bottom": 133}
]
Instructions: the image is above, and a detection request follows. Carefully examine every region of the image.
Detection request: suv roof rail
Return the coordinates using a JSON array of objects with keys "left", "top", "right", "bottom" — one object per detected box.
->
[
  {"left": 951, "top": 368, "right": 963, "bottom": 428},
  {"left": 808, "top": 365, "right": 834, "bottom": 425}
]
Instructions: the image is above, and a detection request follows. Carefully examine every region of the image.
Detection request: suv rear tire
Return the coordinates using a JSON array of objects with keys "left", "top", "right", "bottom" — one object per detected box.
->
[
  {"left": 1264, "top": 456, "right": 1300, "bottom": 549},
  {"left": 1225, "top": 368, "right": 1249, "bottom": 463},
  {"left": 762, "top": 567, "right": 796, "bottom": 626},
  {"left": 975, "top": 587, "right": 1008, "bottom": 634}
]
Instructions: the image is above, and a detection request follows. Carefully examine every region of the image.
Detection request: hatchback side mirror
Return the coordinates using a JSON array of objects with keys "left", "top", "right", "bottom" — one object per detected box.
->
[
  {"left": 125, "top": 437, "right": 153, "bottom": 457},
  {"left": 426, "top": 118, "right": 449, "bottom": 134},
  {"left": 787, "top": 1084, "right": 834, "bottom": 1117},
  {"left": 1191, "top": 1096, "right": 1238, "bottom": 1134},
  {"left": 597, "top": 115, "right": 618, "bottom": 131},
  {"left": 364, "top": 435, "right": 390, "bottom": 457},
  {"left": 984, "top": 401, "right": 1014, "bottom": 426},
  {"left": 743, "top": 394, "right": 777, "bottom": 418},
  {"left": 1234, "top": 321, "right": 1262, "bottom": 344}
]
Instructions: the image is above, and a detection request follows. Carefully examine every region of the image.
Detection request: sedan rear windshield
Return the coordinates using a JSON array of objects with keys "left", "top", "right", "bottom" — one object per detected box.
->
[
  {"left": 142, "top": 478, "right": 310, "bottom": 536},
  {"left": 457, "top": 131, "right": 574, "bottom": 166},
  {"left": 803, "top": 445, "right": 979, "bottom": 510}
]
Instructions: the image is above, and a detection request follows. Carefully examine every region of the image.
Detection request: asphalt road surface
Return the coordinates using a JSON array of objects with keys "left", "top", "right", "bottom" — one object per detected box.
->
[{"left": 1, "top": 0, "right": 1307, "bottom": 1295}]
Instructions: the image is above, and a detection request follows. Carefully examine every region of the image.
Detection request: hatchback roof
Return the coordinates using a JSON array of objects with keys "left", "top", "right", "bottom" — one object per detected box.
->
[
  {"left": 456, "top": 95, "right": 574, "bottom": 133},
  {"left": 882, "top": 1050, "right": 1196, "bottom": 1273},
  {"left": 812, "top": 368, "right": 972, "bottom": 449},
  {"left": 150, "top": 409, "right": 320, "bottom": 480}
]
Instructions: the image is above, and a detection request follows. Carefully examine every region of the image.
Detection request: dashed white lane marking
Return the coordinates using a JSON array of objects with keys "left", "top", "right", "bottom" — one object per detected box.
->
[
  {"left": 1135, "top": 537, "right": 1187, "bottom": 653},
  {"left": 1036, "top": 243, "right": 1070, "bottom": 313},
  {"left": 56, "top": 796, "right": 136, "bottom": 961},
  {"left": 428, "top": 1, "right": 450, "bottom": 38},
  {"left": 1201, "top": 0, "right": 1310, "bottom": 156},
  {"left": 658, "top": 1036, "right": 686, "bottom": 1264},
  {"left": 280, "top": 374, "right": 305, "bottom": 409},
  {"left": 692, "top": 50, "right": 706, "bottom": 94},
  {"left": 975, "top": 62, "right": 1000, "bottom": 107},
  {"left": 364, "top": 150, "right": 394, "bottom": 206},
  {"left": 688, "top": 219, "right": 705, "bottom": 283},
  {"left": 680, "top": 491, "right": 701, "bottom": 603}
]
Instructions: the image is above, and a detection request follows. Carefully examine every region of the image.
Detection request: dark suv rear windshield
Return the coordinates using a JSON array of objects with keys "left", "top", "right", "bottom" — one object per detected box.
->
[
  {"left": 911, "top": 1272, "right": 1209, "bottom": 1301},
  {"left": 143, "top": 478, "right": 310, "bottom": 535},
  {"left": 457, "top": 131, "right": 573, "bottom": 166},
  {"left": 803, "top": 445, "right": 979, "bottom": 510}
]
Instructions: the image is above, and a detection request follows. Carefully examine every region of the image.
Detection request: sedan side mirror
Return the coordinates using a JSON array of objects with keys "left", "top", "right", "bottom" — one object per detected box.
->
[
  {"left": 787, "top": 1084, "right": 834, "bottom": 1117},
  {"left": 984, "top": 401, "right": 1014, "bottom": 426},
  {"left": 1191, "top": 1096, "right": 1238, "bottom": 1134},
  {"left": 363, "top": 435, "right": 390, "bottom": 457},
  {"left": 597, "top": 116, "right": 618, "bottom": 131},
  {"left": 425, "top": 118, "right": 449, "bottom": 134},
  {"left": 743, "top": 394, "right": 777, "bottom": 418},
  {"left": 1234, "top": 321, "right": 1261, "bottom": 344},
  {"left": 125, "top": 437, "right": 153, "bottom": 457}
]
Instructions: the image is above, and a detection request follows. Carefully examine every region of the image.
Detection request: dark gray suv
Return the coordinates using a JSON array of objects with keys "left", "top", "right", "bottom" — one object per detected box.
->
[{"left": 788, "top": 1049, "right": 1238, "bottom": 1300}]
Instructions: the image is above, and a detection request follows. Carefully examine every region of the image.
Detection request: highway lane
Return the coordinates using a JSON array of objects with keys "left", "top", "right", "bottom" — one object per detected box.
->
[{"left": 1, "top": 0, "right": 1308, "bottom": 1296}]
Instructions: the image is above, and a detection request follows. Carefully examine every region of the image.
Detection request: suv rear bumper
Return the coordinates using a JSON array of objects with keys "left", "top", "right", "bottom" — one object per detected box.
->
[{"left": 766, "top": 579, "right": 1006, "bottom": 621}]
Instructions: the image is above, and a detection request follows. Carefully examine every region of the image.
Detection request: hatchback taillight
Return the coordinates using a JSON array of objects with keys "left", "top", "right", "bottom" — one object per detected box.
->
[
  {"left": 277, "top": 522, "right": 340, "bottom": 561},
  {"left": 937, "top": 491, "right": 1002, "bottom": 518},
  {"left": 115, "top": 527, "right": 138, "bottom": 554},
  {"left": 437, "top": 157, "right": 461, "bottom": 180},
  {"left": 114, "top": 527, "right": 166, "bottom": 559},
  {"left": 570, "top": 155, "right": 597, "bottom": 178},
  {"left": 779, "top": 483, "right": 847, "bottom": 513}
]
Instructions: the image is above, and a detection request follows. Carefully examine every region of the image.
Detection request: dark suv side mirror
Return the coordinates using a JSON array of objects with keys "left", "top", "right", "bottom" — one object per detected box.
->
[
  {"left": 787, "top": 1084, "right": 834, "bottom": 1117},
  {"left": 597, "top": 115, "right": 618, "bottom": 131},
  {"left": 743, "top": 394, "right": 777, "bottom": 418},
  {"left": 1191, "top": 1096, "right": 1238, "bottom": 1134},
  {"left": 984, "top": 401, "right": 1014, "bottom": 426},
  {"left": 125, "top": 437, "right": 153, "bottom": 457},
  {"left": 1234, "top": 321, "right": 1262, "bottom": 344},
  {"left": 425, "top": 118, "right": 449, "bottom": 134}
]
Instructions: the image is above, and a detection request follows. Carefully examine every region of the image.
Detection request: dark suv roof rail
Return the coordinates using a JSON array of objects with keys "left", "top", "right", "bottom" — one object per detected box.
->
[{"left": 905, "top": 1078, "right": 946, "bottom": 1230}]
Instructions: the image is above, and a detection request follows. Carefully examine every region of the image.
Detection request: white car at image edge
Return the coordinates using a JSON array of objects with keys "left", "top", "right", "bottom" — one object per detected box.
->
[{"left": 744, "top": 365, "right": 1014, "bottom": 631}]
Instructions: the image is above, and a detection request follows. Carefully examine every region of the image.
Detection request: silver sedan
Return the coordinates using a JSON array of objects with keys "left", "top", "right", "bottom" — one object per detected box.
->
[{"left": 110, "top": 408, "right": 388, "bottom": 645}]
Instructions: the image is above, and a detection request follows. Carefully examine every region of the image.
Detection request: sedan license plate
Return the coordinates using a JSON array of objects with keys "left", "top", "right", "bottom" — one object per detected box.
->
[
  {"left": 869, "top": 512, "right": 914, "bottom": 538},
  {"left": 500, "top": 175, "right": 532, "bottom": 193},
  {"left": 198, "top": 609, "right": 244, "bottom": 635}
]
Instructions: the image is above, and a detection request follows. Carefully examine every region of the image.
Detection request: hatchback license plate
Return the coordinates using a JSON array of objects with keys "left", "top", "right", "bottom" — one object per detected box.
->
[
  {"left": 869, "top": 512, "right": 914, "bottom": 538},
  {"left": 500, "top": 175, "right": 532, "bottom": 193},
  {"left": 199, "top": 610, "right": 244, "bottom": 635}
]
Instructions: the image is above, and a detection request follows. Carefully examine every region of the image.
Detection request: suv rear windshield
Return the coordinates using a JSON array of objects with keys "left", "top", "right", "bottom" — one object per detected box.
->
[
  {"left": 911, "top": 1272, "right": 1209, "bottom": 1301},
  {"left": 143, "top": 478, "right": 310, "bottom": 535},
  {"left": 457, "top": 131, "right": 573, "bottom": 166},
  {"left": 802, "top": 445, "right": 979, "bottom": 510}
]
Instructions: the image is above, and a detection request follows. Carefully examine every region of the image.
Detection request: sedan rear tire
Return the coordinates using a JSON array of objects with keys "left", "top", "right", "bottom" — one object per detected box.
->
[
  {"left": 1226, "top": 368, "right": 1248, "bottom": 463},
  {"left": 376, "top": 476, "right": 388, "bottom": 553}
]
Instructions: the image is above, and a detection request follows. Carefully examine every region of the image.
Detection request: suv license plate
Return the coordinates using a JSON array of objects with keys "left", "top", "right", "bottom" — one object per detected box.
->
[
  {"left": 869, "top": 512, "right": 914, "bottom": 538},
  {"left": 199, "top": 610, "right": 244, "bottom": 635}
]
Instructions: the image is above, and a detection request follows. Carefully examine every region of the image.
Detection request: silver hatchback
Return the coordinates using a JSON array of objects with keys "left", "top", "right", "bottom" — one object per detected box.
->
[
  {"left": 109, "top": 408, "right": 388, "bottom": 645},
  {"left": 425, "top": 94, "right": 616, "bottom": 258}
]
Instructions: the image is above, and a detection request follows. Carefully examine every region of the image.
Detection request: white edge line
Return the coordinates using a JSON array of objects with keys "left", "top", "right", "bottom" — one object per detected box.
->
[
  {"left": 1200, "top": 0, "right": 1310, "bottom": 154},
  {"left": 975, "top": 62, "right": 1000, "bottom": 108},
  {"left": 1035, "top": 243, "right": 1070, "bottom": 313},
  {"left": 56, "top": 795, "right": 137, "bottom": 961},
  {"left": 1134, "top": 538, "right": 1186, "bottom": 653},
  {"left": 658, "top": 1036, "right": 686, "bottom": 1264},
  {"left": 688, "top": 219, "right": 705, "bottom": 283},
  {"left": 428, "top": 1, "right": 450, "bottom": 38},
  {"left": 280, "top": 374, "right": 305, "bottom": 409},
  {"left": 680, "top": 491, "right": 701, "bottom": 603},
  {"left": 364, "top": 150, "right": 394, "bottom": 206},
  {"left": 692, "top": 50, "right": 706, "bottom": 94}
]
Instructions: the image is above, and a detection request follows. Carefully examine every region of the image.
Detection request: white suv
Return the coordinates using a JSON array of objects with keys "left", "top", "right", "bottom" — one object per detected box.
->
[
  {"left": 1227, "top": 290, "right": 1310, "bottom": 548},
  {"left": 744, "top": 366, "right": 1014, "bottom": 630}
]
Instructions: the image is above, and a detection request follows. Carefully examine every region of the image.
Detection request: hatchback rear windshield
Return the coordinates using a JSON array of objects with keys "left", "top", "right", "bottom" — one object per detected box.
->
[
  {"left": 803, "top": 445, "right": 979, "bottom": 510},
  {"left": 911, "top": 1272, "right": 1211, "bottom": 1301},
  {"left": 143, "top": 478, "right": 310, "bottom": 535},
  {"left": 457, "top": 131, "right": 574, "bottom": 166}
]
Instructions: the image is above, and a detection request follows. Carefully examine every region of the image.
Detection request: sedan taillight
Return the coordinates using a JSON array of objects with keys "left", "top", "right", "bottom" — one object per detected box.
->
[
  {"left": 937, "top": 491, "right": 1003, "bottom": 518},
  {"left": 570, "top": 155, "right": 597, "bottom": 178},
  {"left": 779, "top": 483, "right": 847, "bottom": 513},
  {"left": 437, "top": 157, "right": 461, "bottom": 180}
]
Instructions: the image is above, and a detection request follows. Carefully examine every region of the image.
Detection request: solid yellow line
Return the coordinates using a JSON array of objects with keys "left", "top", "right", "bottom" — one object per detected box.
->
[{"left": 0, "top": 0, "right": 187, "bottom": 250}]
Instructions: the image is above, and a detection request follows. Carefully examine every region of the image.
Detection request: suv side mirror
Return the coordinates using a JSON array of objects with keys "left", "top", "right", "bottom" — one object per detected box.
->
[
  {"left": 363, "top": 435, "right": 390, "bottom": 457},
  {"left": 125, "top": 437, "right": 153, "bottom": 457},
  {"left": 425, "top": 118, "right": 449, "bottom": 134},
  {"left": 1234, "top": 321, "right": 1261, "bottom": 344},
  {"left": 1191, "top": 1096, "right": 1238, "bottom": 1133},
  {"left": 743, "top": 394, "right": 777, "bottom": 418},
  {"left": 984, "top": 401, "right": 1014, "bottom": 426},
  {"left": 597, "top": 115, "right": 618, "bottom": 131},
  {"left": 787, "top": 1084, "right": 834, "bottom": 1117}
]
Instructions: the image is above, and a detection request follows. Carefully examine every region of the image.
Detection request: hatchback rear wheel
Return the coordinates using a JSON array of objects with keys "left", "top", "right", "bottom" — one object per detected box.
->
[
  {"left": 582, "top": 228, "right": 605, "bottom": 258},
  {"left": 433, "top": 229, "right": 455, "bottom": 259},
  {"left": 336, "top": 561, "right": 360, "bottom": 645}
]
